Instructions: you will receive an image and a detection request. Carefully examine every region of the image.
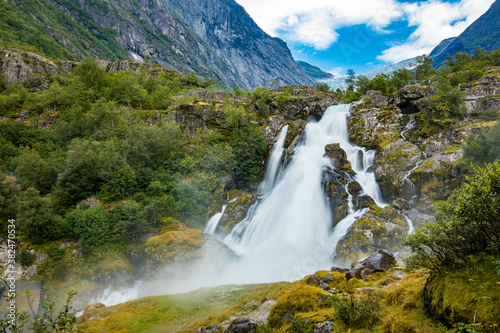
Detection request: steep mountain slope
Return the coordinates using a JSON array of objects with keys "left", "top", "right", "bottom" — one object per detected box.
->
[
  {"left": 430, "top": 0, "right": 500, "bottom": 65},
  {"left": 296, "top": 60, "right": 334, "bottom": 80},
  {"left": 0, "top": 0, "right": 314, "bottom": 89}
]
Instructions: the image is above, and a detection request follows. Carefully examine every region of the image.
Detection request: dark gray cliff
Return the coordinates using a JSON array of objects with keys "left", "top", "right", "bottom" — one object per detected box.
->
[
  {"left": 161, "top": 0, "right": 314, "bottom": 89},
  {"left": 4, "top": 0, "right": 313, "bottom": 89},
  {"left": 430, "top": 0, "right": 500, "bottom": 65}
]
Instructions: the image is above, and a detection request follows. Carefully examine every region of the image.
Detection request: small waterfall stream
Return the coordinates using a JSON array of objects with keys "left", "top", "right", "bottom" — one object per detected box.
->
[{"left": 400, "top": 115, "right": 427, "bottom": 203}]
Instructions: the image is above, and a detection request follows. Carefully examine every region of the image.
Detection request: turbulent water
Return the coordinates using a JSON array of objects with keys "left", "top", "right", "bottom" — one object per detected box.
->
[{"left": 89, "top": 104, "right": 386, "bottom": 306}]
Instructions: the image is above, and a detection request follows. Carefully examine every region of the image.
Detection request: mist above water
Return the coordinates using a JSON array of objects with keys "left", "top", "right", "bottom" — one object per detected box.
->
[{"left": 93, "top": 104, "right": 386, "bottom": 305}]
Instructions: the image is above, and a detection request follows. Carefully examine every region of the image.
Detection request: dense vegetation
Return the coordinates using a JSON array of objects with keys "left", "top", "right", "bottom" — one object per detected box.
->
[
  {"left": 0, "top": 0, "right": 127, "bottom": 61},
  {"left": 0, "top": 59, "right": 267, "bottom": 257},
  {"left": 403, "top": 161, "right": 500, "bottom": 272},
  {"left": 338, "top": 48, "right": 500, "bottom": 102}
]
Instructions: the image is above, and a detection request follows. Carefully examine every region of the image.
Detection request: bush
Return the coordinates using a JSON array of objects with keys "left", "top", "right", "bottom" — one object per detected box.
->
[
  {"left": 403, "top": 161, "right": 500, "bottom": 272},
  {"left": 331, "top": 293, "right": 381, "bottom": 328}
]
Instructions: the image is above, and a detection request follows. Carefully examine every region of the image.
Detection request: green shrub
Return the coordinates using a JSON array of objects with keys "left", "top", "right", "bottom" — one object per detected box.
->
[{"left": 331, "top": 293, "right": 381, "bottom": 328}]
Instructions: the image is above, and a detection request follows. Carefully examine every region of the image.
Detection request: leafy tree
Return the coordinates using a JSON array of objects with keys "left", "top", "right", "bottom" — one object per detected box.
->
[
  {"left": 111, "top": 201, "right": 149, "bottom": 240},
  {"left": 100, "top": 165, "right": 137, "bottom": 201},
  {"left": 16, "top": 187, "right": 66, "bottom": 243},
  {"left": 144, "top": 181, "right": 178, "bottom": 227},
  {"left": 71, "top": 58, "right": 107, "bottom": 90},
  {"left": 313, "top": 82, "right": 331, "bottom": 93},
  {"left": 414, "top": 55, "right": 436, "bottom": 80},
  {"left": 86, "top": 98, "right": 128, "bottom": 140},
  {"left": 404, "top": 161, "right": 500, "bottom": 272},
  {"left": 345, "top": 69, "right": 356, "bottom": 88},
  {"left": 54, "top": 139, "right": 101, "bottom": 205},
  {"left": 65, "top": 204, "right": 112, "bottom": 250},
  {"left": 233, "top": 126, "right": 267, "bottom": 184},
  {"left": 14, "top": 148, "right": 55, "bottom": 193},
  {"left": 463, "top": 122, "right": 500, "bottom": 167}
]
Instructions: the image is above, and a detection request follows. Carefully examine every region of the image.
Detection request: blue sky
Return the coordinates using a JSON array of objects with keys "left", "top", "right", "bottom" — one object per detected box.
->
[{"left": 235, "top": 0, "right": 495, "bottom": 75}]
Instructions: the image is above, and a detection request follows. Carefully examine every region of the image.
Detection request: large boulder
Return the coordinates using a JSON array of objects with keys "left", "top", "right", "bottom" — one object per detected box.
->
[
  {"left": 346, "top": 250, "right": 396, "bottom": 280},
  {"left": 324, "top": 143, "right": 356, "bottom": 176},
  {"left": 226, "top": 318, "right": 258, "bottom": 333},
  {"left": 199, "top": 323, "right": 223, "bottom": 333}
]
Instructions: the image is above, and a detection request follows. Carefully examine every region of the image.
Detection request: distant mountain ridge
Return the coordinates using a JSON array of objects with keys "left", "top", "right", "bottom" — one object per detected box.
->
[
  {"left": 0, "top": 0, "right": 314, "bottom": 89},
  {"left": 296, "top": 61, "right": 334, "bottom": 80},
  {"left": 430, "top": 0, "right": 500, "bottom": 65}
]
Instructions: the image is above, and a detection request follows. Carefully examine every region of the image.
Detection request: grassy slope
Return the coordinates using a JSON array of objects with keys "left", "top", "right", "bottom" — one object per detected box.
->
[
  {"left": 78, "top": 283, "right": 294, "bottom": 332},
  {"left": 78, "top": 268, "right": 451, "bottom": 333}
]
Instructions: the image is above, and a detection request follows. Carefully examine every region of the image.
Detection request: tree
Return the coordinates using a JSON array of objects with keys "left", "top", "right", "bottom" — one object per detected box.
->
[
  {"left": 65, "top": 205, "right": 112, "bottom": 251},
  {"left": 111, "top": 201, "right": 149, "bottom": 240},
  {"left": 345, "top": 69, "right": 356, "bottom": 87},
  {"left": 14, "top": 148, "right": 54, "bottom": 193},
  {"left": 403, "top": 161, "right": 500, "bottom": 272},
  {"left": 100, "top": 165, "right": 137, "bottom": 201},
  {"left": 463, "top": 122, "right": 500, "bottom": 167},
  {"left": 16, "top": 188, "right": 66, "bottom": 243},
  {"left": 233, "top": 126, "right": 267, "bottom": 184},
  {"left": 414, "top": 55, "right": 435, "bottom": 80}
]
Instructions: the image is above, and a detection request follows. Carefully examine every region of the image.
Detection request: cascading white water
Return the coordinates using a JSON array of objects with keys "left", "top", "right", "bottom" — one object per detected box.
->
[
  {"left": 259, "top": 125, "right": 289, "bottom": 193},
  {"left": 221, "top": 104, "right": 386, "bottom": 282},
  {"left": 203, "top": 198, "right": 238, "bottom": 237},
  {"left": 86, "top": 104, "right": 388, "bottom": 304},
  {"left": 400, "top": 114, "right": 427, "bottom": 203}
]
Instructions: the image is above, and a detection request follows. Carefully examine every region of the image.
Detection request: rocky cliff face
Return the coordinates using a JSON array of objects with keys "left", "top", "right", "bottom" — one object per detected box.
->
[
  {"left": 430, "top": 0, "right": 500, "bottom": 65},
  {"left": 3, "top": 0, "right": 314, "bottom": 89}
]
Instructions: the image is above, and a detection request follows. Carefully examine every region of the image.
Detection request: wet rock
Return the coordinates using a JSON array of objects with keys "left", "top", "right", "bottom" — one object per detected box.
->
[
  {"left": 218, "top": 193, "right": 259, "bottom": 234},
  {"left": 391, "top": 84, "right": 435, "bottom": 114},
  {"left": 247, "top": 300, "right": 277, "bottom": 323},
  {"left": 335, "top": 206, "right": 407, "bottom": 266},
  {"left": 392, "top": 198, "right": 412, "bottom": 211},
  {"left": 346, "top": 250, "right": 397, "bottom": 280},
  {"left": 76, "top": 197, "right": 104, "bottom": 209},
  {"left": 330, "top": 267, "right": 349, "bottom": 273},
  {"left": 305, "top": 274, "right": 320, "bottom": 285},
  {"left": 324, "top": 144, "right": 356, "bottom": 176},
  {"left": 199, "top": 323, "right": 223, "bottom": 333},
  {"left": 226, "top": 318, "right": 258, "bottom": 333},
  {"left": 319, "top": 282, "right": 330, "bottom": 291},
  {"left": 363, "top": 90, "right": 389, "bottom": 107},
  {"left": 21, "top": 265, "right": 37, "bottom": 279},
  {"left": 321, "top": 273, "right": 334, "bottom": 284},
  {"left": 313, "top": 321, "right": 334, "bottom": 333}
]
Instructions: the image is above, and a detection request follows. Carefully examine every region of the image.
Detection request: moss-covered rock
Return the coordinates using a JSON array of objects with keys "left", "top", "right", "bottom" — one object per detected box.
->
[
  {"left": 423, "top": 256, "right": 500, "bottom": 332},
  {"left": 217, "top": 192, "right": 259, "bottom": 234},
  {"left": 335, "top": 206, "right": 408, "bottom": 266},
  {"left": 268, "top": 285, "right": 330, "bottom": 327}
]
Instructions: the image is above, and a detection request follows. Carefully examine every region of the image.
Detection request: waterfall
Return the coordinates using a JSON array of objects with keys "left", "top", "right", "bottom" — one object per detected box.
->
[
  {"left": 203, "top": 198, "right": 237, "bottom": 237},
  {"left": 400, "top": 115, "right": 427, "bottom": 203},
  {"left": 221, "top": 104, "right": 385, "bottom": 282},
  {"left": 89, "top": 104, "right": 389, "bottom": 302},
  {"left": 259, "top": 125, "right": 289, "bottom": 193}
]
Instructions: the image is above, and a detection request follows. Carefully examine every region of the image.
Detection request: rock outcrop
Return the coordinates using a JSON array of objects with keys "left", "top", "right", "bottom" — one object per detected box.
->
[
  {"left": 3, "top": 0, "right": 315, "bottom": 89},
  {"left": 335, "top": 206, "right": 408, "bottom": 266},
  {"left": 226, "top": 318, "right": 258, "bottom": 333},
  {"left": 346, "top": 250, "right": 396, "bottom": 280}
]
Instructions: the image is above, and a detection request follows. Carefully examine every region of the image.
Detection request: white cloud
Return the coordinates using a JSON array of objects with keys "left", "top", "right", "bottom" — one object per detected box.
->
[
  {"left": 236, "top": 0, "right": 495, "bottom": 63},
  {"left": 328, "top": 66, "right": 344, "bottom": 76},
  {"left": 236, "top": 0, "right": 403, "bottom": 49},
  {"left": 378, "top": 0, "right": 495, "bottom": 62}
]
